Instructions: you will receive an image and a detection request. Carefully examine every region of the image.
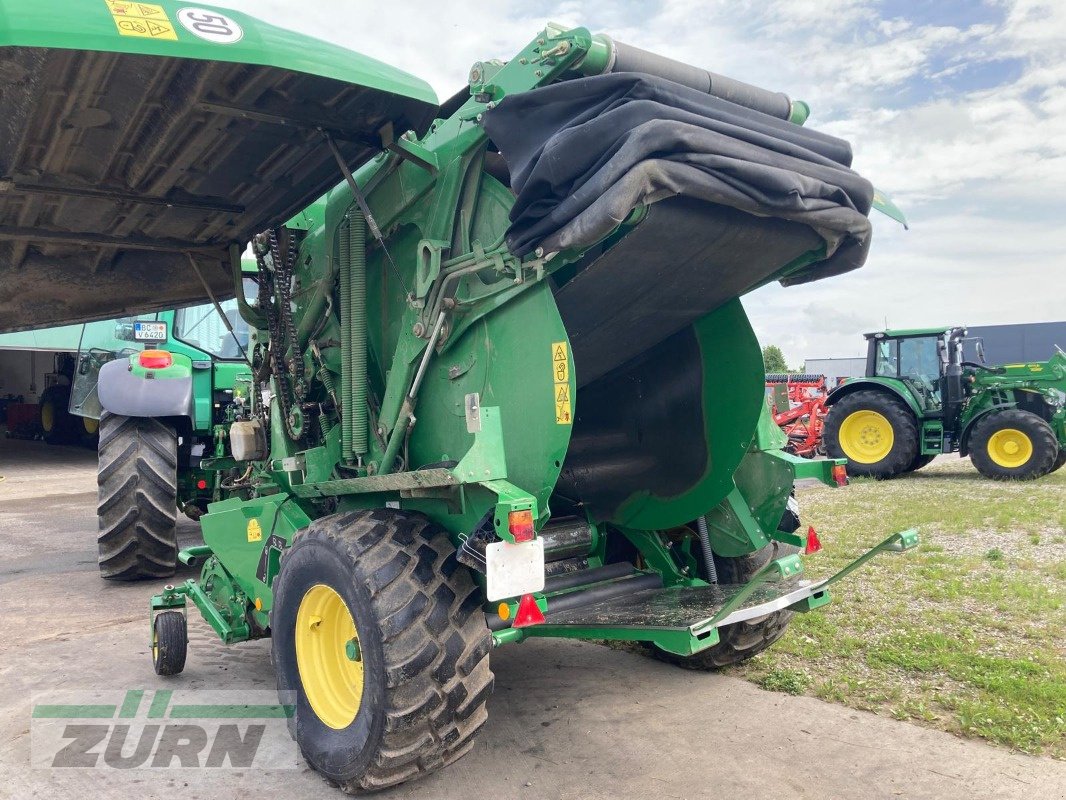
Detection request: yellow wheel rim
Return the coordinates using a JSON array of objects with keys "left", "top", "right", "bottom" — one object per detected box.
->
[
  {"left": 987, "top": 428, "right": 1033, "bottom": 469},
  {"left": 839, "top": 410, "right": 895, "bottom": 463},
  {"left": 40, "top": 401, "right": 54, "bottom": 432},
  {"left": 83, "top": 416, "right": 99, "bottom": 435},
  {"left": 295, "top": 584, "right": 363, "bottom": 730}
]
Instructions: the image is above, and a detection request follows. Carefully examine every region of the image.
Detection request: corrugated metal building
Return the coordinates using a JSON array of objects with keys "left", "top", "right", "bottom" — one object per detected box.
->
[
  {"left": 803, "top": 357, "right": 866, "bottom": 382},
  {"left": 966, "top": 321, "right": 1066, "bottom": 364}
]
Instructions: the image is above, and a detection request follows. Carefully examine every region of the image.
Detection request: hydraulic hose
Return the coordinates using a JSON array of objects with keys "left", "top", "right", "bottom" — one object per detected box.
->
[
  {"left": 348, "top": 209, "right": 368, "bottom": 458},
  {"left": 339, "top": 214, "right": 353, "bottom": 463},
  {"left": 696, "top": 515, "right": 719, "bottom": 584}
]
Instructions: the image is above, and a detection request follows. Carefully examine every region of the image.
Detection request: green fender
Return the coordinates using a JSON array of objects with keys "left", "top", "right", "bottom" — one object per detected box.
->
[{"left": 824, "top": 377, "right": 924, "bottom": 420}]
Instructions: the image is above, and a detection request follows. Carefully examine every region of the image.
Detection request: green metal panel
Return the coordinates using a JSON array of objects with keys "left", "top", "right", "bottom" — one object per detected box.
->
[
  {"left": 0, "top": 0, "right": 435, "bottom": 104},
  {"left": 198, "top": 493, "right": 313, "bottom": 622},
  {"left": 610, "top": 300, "right": 765, "bottom": 530},
  {"left": 0, "top": 325, "right": 83, "bottom": 352}
]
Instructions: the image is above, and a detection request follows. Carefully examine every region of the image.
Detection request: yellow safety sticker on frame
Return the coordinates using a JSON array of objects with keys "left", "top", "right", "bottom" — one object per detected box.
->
[
  {"left": 552, "top": 341, "right": 572, "bottom": 424},
  {"left": 247, "top": 518, "right": 263, "bottom": 543},
  {"left": 104, "top": 1, "right": 178, "bottom": 40}
]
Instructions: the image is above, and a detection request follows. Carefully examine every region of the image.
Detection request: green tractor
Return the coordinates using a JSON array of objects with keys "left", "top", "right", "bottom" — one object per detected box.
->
[
  {"left": 0, "top": 3, "right": 919, "bottom": 792},
  {"left": 824, "top": 326, "right": 1066, "bottom": 480},
  {"left": 66, "top": 269, "right": 268, "bottom": 580}
]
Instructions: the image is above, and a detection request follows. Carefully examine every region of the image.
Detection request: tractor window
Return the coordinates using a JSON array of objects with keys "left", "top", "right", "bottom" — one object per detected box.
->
[
  {"left": 874, "top": 340, "right": 898, "bottom": 377},
  {"left": 899, "top": 337, "right": 940, "bottom": 381},
  {"left": 172, "top": 278, "right": 256, "bottom": 360}
]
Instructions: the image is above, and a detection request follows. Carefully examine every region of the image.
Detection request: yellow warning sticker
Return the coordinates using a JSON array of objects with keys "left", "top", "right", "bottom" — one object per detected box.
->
[
  {"left": 104, "top": 1, "right": 178, "bottom": 40},
  {"left": 247, "top": 518, "right": 263, "bottom": 543},
  {"left": 551, "top": 341, "right": 572, "bottom": 424}
]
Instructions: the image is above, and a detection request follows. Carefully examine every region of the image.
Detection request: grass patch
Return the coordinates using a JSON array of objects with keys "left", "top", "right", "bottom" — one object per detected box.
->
[{"left": 729, "top": 457, "right": 1066, "bottom": 758}]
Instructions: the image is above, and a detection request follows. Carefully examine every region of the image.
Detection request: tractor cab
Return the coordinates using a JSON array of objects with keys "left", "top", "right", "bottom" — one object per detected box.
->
[{"left": 864, "top": 326, "right": 968, "bottom": 420}]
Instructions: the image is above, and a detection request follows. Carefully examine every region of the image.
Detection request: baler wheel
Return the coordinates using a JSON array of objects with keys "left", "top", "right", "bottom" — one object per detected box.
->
[
  {"left": 969, "top": 409, "right": 1058, "bottom": 481},
  {"left": 96, "top": 413, "right": 179, "bottom": 580},
  {"left": 152, "top": 610, "right": 188, "bottom": 676},
  {"left": 270, "top": 509, "right": 493, "bottom": 793},
  {"left": 650, "top": 539, "right": 801, "bottom": 670},
  {"left": 823, "top": 390, "right": 918, "bottom": 479}
]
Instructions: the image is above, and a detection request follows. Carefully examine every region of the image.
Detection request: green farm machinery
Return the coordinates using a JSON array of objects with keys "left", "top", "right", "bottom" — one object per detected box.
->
[
  {"left": 0, "top": 2, "right": 919, "bottom": 791},
  {"left": 824, "top": 327, "right": 1066, "bottom": 480},
  {"left": 67, "top": 263, "right": 270, "bottom": 579}
]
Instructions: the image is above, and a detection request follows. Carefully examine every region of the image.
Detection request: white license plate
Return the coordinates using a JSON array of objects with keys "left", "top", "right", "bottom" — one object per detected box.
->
[
  {"left": 485, "top": 539, "right": 545, "bottom": 602},
  {"left": 134, "top": 321, "right": 167, "bottom": 342}
]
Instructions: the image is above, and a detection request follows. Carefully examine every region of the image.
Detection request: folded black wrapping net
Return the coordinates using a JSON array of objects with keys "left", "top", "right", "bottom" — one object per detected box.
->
[{"left": 483, "top": 73, "right": 875, "bottom": 283}]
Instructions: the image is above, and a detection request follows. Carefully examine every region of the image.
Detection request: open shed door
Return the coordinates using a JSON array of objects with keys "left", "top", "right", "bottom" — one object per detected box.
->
[{"left": 0, "top": 0, "right": 437, "bottom": 333}]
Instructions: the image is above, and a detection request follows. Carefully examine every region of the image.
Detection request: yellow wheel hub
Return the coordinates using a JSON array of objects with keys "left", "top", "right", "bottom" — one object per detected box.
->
[
  {"left": 83, "top": 416, "right": 99, "bottom": 435},
  {"left": 40, "top": 401, "right": 54, "bottom": 432},
  {"left": 295, "top": 584, "right": 364, "bottom": 730},
  {"left": 839, "top": 410, "right": 895, "bottom": 463},
  {"left": 987, "top": 428, "right": 1033, "bottom": 469}
]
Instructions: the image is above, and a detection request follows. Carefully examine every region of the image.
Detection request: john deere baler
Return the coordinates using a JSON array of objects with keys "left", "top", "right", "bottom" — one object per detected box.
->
[{"left": 0, "top": 3, "right": 915, "bottom": 792}]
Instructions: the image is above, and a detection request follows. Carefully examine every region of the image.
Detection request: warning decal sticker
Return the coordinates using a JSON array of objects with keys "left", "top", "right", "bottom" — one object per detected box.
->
[
  {"left": 247, "top": 518, "right": 263, "bottom": 543},
  {"left": 551, "top": 341, "right": 572, "bottom": 425},
  {"left": 104, "top": 1, "right": 178, "bottom": 40}
]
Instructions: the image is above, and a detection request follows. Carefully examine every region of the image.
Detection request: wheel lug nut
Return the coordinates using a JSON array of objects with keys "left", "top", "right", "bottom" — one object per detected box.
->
[{"left": 345, "top": 638, "right": 361, "bottom": 662}]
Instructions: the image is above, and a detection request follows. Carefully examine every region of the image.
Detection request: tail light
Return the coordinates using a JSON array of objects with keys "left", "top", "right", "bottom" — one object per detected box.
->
[
  {"left": 508, "top": 509, "right": 535, "bottom": 543},
  {"left": 139, "top": 350, "right": 173, "bottom": 369}
]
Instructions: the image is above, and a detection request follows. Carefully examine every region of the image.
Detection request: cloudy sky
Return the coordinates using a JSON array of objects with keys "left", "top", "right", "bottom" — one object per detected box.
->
[{"left": 220, "top": 0, "right": 1065, "bottom": 367}]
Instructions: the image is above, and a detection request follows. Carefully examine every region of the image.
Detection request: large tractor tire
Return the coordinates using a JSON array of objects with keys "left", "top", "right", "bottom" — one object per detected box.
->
[
  {"left": 968, "top": 409, "right": 1058, "bottom": 481},
  {"left": 905, "top": 453, "right": 937, "bottom": 473},
  {"left": 96, "top": 412, "right": 179, "bottom": 580},
  {"left": 39, "top": 384, "right": 76, "bottom": 445},
  {"left": 824, "top": 390, "right": 918, "bottom": 479},
  {"left": 651, "top": 505, "right": 802, "bottom": 670},
  {"left": 271, "top": 509, "right": 493, "bottom": 794},
  {"left": 1050, "top": 450, "right": 1066, "bottom": 474}
]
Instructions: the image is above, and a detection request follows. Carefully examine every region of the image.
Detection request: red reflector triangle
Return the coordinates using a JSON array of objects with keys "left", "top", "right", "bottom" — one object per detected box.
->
[
  {"left": 805, "top": 526, "right": 822, "bottom": 555},
  {"left": 512, "top": 593, "right": 545, "bottom": 628}
]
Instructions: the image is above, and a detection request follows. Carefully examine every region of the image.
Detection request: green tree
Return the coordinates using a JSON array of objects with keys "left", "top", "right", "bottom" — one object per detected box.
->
[{"left": 763, "top": 344, "right": 788, "bottom": 373}]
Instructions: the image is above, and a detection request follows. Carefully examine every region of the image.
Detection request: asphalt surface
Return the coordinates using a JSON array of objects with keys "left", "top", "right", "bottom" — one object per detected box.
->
[{"left": 1, "top": 436, "right": 1063, "bottom": 800}]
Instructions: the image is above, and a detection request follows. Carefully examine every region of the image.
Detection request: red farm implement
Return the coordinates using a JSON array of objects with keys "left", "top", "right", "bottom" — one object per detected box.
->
[{"left": 765, "top": 373, "right": 830, "bottom": 458}]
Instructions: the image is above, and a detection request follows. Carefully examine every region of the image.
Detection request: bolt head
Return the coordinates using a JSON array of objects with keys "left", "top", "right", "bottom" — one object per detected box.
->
[{"left": 345, "top": 638, "right": 361, "bottom": 662}]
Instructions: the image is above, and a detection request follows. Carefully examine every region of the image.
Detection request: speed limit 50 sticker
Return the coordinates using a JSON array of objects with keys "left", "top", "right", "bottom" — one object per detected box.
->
[{"left": 177, "top": 8, "right": 244, "bottom": 44}]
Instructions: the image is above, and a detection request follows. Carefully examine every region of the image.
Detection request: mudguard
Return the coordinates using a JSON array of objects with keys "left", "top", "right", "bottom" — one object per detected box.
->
[
  {"left": 825, "top": 377, "right": 924, "bottom": 419},
  {"left": 97, "top": 358, "right": 193, "bottom": 420}
]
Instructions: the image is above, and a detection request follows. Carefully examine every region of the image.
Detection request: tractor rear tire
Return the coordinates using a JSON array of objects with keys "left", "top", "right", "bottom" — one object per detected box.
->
[
  {"left": 39, "top": 385, "right": 76, "bottom": 445},
  {"left": 96, "top": 412, "right": 179, "bottom": 580},
  {"left": 824, "top": 390, "right": 919, "bottom": 479},
  {"left": 969, "top": 409, "right": 1058, "bottom": 481},
  {"left": 905, "top": 453, "right": 937, "bottom": 473},
  {"left": 651, "top": 538, "right": 802, "bottom": 670},
  {"left": 270, "top": 509, "right": 493, "bottom": 794}
]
